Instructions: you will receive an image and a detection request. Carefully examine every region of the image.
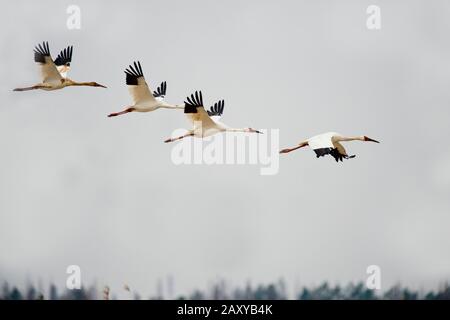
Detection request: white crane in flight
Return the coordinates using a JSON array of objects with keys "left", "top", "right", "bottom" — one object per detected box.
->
[
  {"left": 108, "top": 61, "right": 183, "bottom": 117},
  {"left": 164, "top": 91, "right": 262, "bottom": 143},
  {"left": 280, "top": 132, "right": 379, "bottom": 162},
  {"left": 13, "top": 41, "right": 106, "bottom": 91}
]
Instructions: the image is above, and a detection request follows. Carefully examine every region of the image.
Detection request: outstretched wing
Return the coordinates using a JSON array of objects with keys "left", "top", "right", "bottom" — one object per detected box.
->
[
  {"left": 124, "top": 61, "right": 156, "bottom": 105},
  {"left": 332, "top": 141, "right": 348, "bottom": 157},
  {"left": 309, "top": 132, "right": 355, "bottom": 162},
  {"left": 34, "top": 41, "right": 62, "bottom": 84},
  {"left": 207, "top": 99, "right": 225, "bottom": 122},
  {"left": 313, "top": 147, "right": 354, "bottom": 162},
  {"left": 153, "top": 81, "right": 167, "bottom": 101},
  {"left": 332, "top": 141, "right": 356, "bottom": 162},
  {"left": 54, "top": 46, "right": 73, "bottom": 78},
  {"left": 184, "top": 91, "right": 217, "bottom": 130}
]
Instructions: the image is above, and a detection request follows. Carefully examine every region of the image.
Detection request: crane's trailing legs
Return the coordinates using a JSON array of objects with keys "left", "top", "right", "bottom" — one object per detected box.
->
[
  {"left": 279, "top": 141, "right": 309, "bottom": 154},
  {"left": 164, "top": 132, "right": 194, "bottom": 143},
  {"left": 108, "top": 107, "right": 136, "bottom": 117},
  {"left": 13, "top": 84, "right": 48, "bottom": 91}
]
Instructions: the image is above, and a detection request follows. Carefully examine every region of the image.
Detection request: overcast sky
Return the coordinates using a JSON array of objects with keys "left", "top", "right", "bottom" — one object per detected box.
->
[{"left": 1, "top": 0, "right": 450, "bottom": 298}]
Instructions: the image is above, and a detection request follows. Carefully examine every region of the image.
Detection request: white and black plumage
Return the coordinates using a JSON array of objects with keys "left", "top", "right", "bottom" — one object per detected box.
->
[
  {"left": 153, "top": 81, "right": 167, "bottom": 101},
  {"left": 13, "top": 41, "right": 106, "bottom": 91},
  {"left": 107, "top": 61, "right": 183, "bottom": 117},
  {"left": 207, "top": 99, "right": 224, "bottom": 118},
  {"left": 164, "top": 91, "right": 262, "bottom": 143},
  {"left": 53, "top": 45, "right": 73, "bottom": 78},
  {"left": 279, "top": 132, "right": 380, "bottom": 162}
]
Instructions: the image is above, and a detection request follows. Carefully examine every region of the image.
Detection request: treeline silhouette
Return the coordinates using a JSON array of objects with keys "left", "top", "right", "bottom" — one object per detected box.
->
[{"left": 1, "top": 280, "right": 449, "bottom": 300}]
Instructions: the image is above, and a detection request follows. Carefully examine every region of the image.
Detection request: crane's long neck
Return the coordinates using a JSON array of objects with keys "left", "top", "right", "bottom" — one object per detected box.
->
[
  {"left": 68, "top": 81, "right": 96, "bottom": 87},
  {"left": 158, "top": 103, "right": 184, "bottom": 110},
  {"left": 226, "top": 128, "right": 247, "bottom": 133},
  {"left": 225, "top": 127, "right": 262, "bottom": 134},
  {"left": 336, "top": 135, "right": 364, "bottom": 142},
  {"left": 65, "top": 79, "right": 106, "bottom": 88}
]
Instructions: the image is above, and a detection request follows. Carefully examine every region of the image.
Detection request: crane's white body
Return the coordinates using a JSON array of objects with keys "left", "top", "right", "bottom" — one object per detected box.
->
[
  {"left": 307, "top": 132, "right": 338, "bottom": 150},
  {"left": 28, "top": 52, "right": 70, "bottom": 91},
  {"left": 56, "top": 65, "right": 70, "bottom": 79},
  {"left": 186, "top": 107, "right": 228, "bottom": 138},
  {"left": 127, "top": 77, "right": 179, "bottom": 112},
  {"left": 38, "top": 55, "right": 65, "bottom": 90}
]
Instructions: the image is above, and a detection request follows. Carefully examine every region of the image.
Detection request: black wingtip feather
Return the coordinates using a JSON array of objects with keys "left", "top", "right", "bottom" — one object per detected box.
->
[
  {"left": 314, "top": 148, "right": 355, "bottom": 162},
  {"left": 125, "top": 60, "right": 144, "bottom": 85},
  {"left": 207, "top": 99, "right": 225, "bottom": 117},
  {"left": 153, "top": 81, "right": 167, "bottom": 98},
  {"left": 34, "top": 41, "right": 51, "bottom": 63},
  {"left": 54, "top": 45, "right": 73, "bottom": 66},
  {"left": 184, "top": 90, "right": 203, "bottom": 113}
]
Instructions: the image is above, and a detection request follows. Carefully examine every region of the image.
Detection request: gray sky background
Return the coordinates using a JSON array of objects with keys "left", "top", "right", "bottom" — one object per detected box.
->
[{"left": 1, "top": 0, "right": 450, "bottom": 298}]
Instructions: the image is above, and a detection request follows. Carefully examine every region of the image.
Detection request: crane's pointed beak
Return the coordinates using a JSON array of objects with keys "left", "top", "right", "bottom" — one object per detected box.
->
[
  {"left": 365, "top": 136, "right": 380, "bottom": 143},
  {"left": 248, "top": 128, "right": 263, "bottom": 134},
  {"left": 250, "top": 128, "right": 263, "bottom": 134}
]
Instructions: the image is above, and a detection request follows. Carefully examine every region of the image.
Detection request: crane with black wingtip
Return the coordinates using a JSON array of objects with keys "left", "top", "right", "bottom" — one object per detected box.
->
[
  {"left": 280, "top": 132, "right": 380, "bottom": 162},
  {"left": 13, "top": 41, "right": 106, "bottom": 91},
  {"left": 108, "top": 61, "right": 183, "bottom": 117},
  {"left": 164, "top": 91, "right": 262, "bottom": 143}
]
